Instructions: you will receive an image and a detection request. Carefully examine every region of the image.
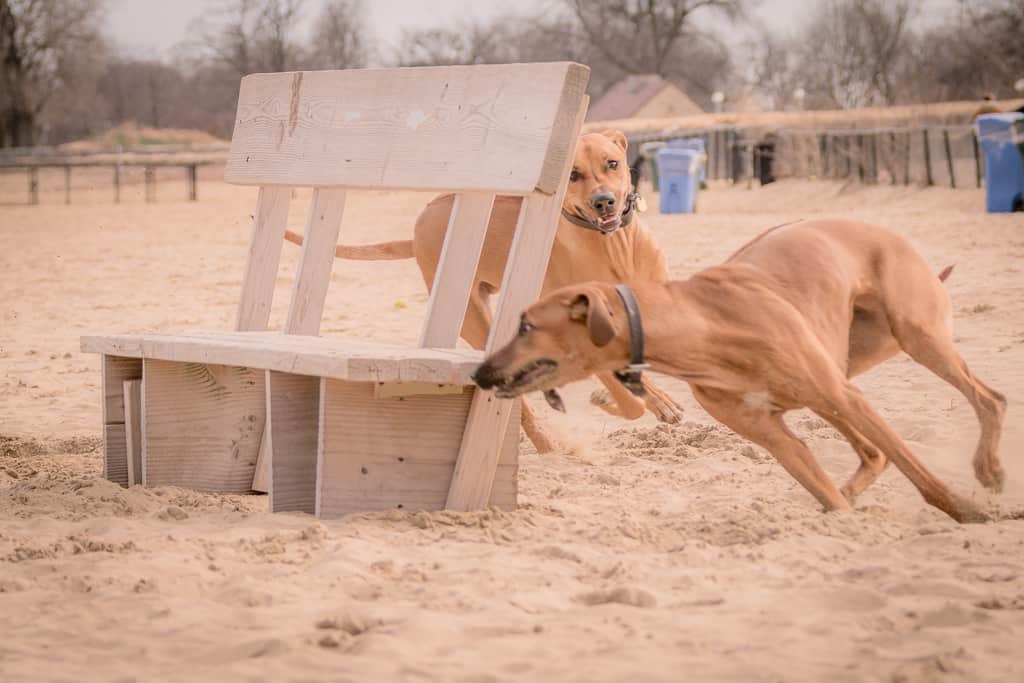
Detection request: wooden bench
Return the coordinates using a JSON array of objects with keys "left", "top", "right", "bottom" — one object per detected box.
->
[{"left": 81, "top": 62, "right": 590, "bottom": 517}]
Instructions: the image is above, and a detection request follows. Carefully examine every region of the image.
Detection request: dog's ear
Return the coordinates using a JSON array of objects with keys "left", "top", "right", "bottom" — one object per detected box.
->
[
  {"left": 602, "top": 130, "right": 628, "bottom": 152},
  {"left": 568, "top": 289, "right": 616, "bottom": 347}
]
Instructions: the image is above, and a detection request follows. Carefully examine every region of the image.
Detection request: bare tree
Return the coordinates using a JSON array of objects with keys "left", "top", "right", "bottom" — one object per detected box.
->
[
  {"left": 98, "top": 58, "right": 187, "bottom": 129},
  {"left": 566, "top": 0, "right": 745, "bottom": 76},
  {"left": 908, "top": 0, "right": 1024, "bottom": 102},
  {"left": 791, "top": 0, "right": 918, "bottom": 109},
  {"left": 0, "top": 0, "right": 106, "bottom": 147},
  {"left": 308, "top": 0, "right": 368, "bottom": 69},
  {"left": 187, "top": 0, "right": 305, "bottom": 77},
  {"left": 394, "top": 20, "right": 513, "bottom": 67}
]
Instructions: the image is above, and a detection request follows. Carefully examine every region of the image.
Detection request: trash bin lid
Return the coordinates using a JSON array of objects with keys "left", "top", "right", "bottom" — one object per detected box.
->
[
  {"left": 656, "top": 148, "right": 704, "bottom": 173},
  {"left": 976, "top": 112, "right": 1024, "bottom": 139},
  {"left": 667, "top": 138, "right": 705, "bottom": 151}
]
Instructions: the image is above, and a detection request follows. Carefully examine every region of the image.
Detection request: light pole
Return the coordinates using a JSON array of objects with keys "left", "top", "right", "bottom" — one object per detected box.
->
[{"left": 711, "top": 91, "right": 724, "bottom": 113}]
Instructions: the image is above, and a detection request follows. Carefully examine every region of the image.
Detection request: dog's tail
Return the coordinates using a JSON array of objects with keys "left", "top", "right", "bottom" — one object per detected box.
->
[
  {"left": 938, "top": 264, "right": 955, "bottom": 282},
  {"left": 283, "top": 229, "right": 414, "bottom": 260}
]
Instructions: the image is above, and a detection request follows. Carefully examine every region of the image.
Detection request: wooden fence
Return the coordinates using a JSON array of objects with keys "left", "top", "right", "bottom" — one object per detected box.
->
[
  {"left": 628, "top": 124, "right": 985, "bottom": 188},
  {"left": 0, "top": 143, "right": 229, "bottom": 205},
  {"left": 2, "top": 160, "right": 219, "bottom": 205}
]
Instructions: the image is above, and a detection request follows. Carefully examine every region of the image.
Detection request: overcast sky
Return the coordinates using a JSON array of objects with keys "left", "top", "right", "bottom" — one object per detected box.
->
[{"left": 107, "top": 0, "right": 960, "bottom": 63}]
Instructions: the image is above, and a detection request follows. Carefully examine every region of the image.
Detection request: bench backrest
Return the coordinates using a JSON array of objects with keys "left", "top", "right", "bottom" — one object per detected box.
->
[{"left": 230, "top": 62, "right": 590, "bottom": 353}]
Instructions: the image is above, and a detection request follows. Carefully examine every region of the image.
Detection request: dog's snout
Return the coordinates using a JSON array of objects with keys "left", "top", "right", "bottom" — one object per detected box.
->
[
  {"left": 591, "top": 192, "right": 616, "bottom": 215},
  {"left": 472, "top": 363, "right": 498, "bottom": 389}
]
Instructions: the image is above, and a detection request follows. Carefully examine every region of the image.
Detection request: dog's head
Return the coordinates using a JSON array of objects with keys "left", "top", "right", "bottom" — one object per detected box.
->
[
  {"left": 472, "top": 283, "right": 628, "bottom": 398},
  {"left": 562, "top": 130, "right": 633, "bottom": 233}
]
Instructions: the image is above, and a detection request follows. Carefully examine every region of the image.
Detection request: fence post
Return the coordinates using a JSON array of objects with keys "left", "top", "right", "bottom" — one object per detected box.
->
[
  {"left": 868, "top": 134, "right": 876, "bottom": 183},
  {"left": 888, "top": 132, "right": 897, "bottom": 185},
  {"left": 64, "top": 165, "right": 71, "bottom": 204},
  {"left": 942, "top": 129, "right": 956, "bottom": 189},
  {"left": 144, "top": 165, "right": 155, "bottom": 202},
  {"left": 922, "top": 129, "right": 934, "bottom": 186},
  {"left": 844, "top": 136, "right": 852, "bottom": 177},
  {"left": 28, "top": 167, "right": 39, "bottom": 205},
  {"left": 904, "top": 131, "right": 912, "bottom": 185},
  {"left": 857, "top": 135, "right": 865, "bottom": 182},
  {"left": 188, "top": 164, "right": 198, "bottom": 201},
  {"left": 819, "top": 134, "right": 828, "bottom": 177},
  {"left": 113, "top": 164, "right": 121, "bottom": 203},
  {"left": 972, "top": 130, "right": 982, "bottom": 188}
]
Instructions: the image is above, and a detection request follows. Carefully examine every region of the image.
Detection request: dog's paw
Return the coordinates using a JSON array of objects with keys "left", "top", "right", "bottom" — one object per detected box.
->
[
  {"left": 973, "top": 460, "right": 1005, "bottom": 494},
  {"left": 589, "top": 389, "right": 626, "bottom": 417},
  {"left": 645, "top": 393, "right": 683, "bottom": 424}
]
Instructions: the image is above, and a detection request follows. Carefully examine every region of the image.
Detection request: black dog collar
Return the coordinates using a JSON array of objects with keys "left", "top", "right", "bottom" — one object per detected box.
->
[
  {"left": 613, "top": 284, "right": 648, "bottom": 397},
  {"left": 561, "top": 192, "right": 639, "bottom": 234}
]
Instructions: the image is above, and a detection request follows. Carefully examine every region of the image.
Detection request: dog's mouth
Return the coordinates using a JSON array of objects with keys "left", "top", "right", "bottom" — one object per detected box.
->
[
  {"left": 493, "top": 359, "right": 559, "bottom": 398},
  {"left": 596, "top": 211, "right": 622, "bottom": 231},
  {"left": 564, "top": 206, "right": 622, "bottom": 233}
]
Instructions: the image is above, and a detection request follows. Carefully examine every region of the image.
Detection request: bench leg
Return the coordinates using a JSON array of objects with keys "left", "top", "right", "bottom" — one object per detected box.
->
[
  {"left": 315, "top": 381, "right": 517, "bottom": 518},
  {"left": 266, "top": 372, "right": 320, "bottom": 514},
  {"left": 101, "top": 355, "right": 142, "bottom": 487}
]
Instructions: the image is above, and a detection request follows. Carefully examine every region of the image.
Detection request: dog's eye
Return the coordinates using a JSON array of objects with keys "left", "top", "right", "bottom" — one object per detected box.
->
[
  {"left": 608, "top": 160, "right": 619, "bottom": 170},
  {"left": 518, "top": 317, "right": 534, "bottom": 336},
  {"left": 569, "top": 170, "right": 582, "bottom": 182}
]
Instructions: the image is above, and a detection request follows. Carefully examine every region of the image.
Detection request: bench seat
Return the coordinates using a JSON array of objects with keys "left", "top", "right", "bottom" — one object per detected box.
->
[{"left": 81, "top": 330, "right": 484, "bottom": 384}]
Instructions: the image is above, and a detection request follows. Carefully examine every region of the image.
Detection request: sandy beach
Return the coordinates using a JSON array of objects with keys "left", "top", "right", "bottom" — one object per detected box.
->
[{"left": 1, "top": 172, "right": 1023, "bottom": 682}]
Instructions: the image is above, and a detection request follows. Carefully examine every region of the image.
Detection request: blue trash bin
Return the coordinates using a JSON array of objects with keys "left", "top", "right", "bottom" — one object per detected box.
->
[
  {"left": 976, "top": 112, "right": 1024, "bottom": 213},
  {"left": 667, "top": 138, "right": 707, "bottom": 187},
  {"left": 656, "top": 148, "right": 701, "bottom": 214}
]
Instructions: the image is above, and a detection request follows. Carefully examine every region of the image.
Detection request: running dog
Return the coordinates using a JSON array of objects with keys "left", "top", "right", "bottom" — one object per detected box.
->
[{"left": 473, "top": 219, "right": 1006, "bottom": 522}]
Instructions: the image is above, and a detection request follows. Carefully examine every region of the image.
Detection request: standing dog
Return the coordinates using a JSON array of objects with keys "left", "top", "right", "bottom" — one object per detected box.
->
[
  {"left": 285, "top": 130, "right": 683, "bottom": 452},
  {"left": 473, "top": 219, "right": 1006, "bottom": 522}
]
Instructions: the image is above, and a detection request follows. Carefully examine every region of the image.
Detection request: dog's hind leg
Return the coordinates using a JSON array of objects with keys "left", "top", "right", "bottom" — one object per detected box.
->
[
  {"left": 691, "top": 386, "right": 851, "bottom": 512},
  {"left": 462, "top": 286, "right": 557, "bottom": 454},
  {"left": 893, "top": 327, "right": 1007, "bottom": 492},
  {"left": 816, "top": 405, "right": 889, "bottom": 503},
  {"left": 813, "top": 379, "right": 988, "bottom": 522}
]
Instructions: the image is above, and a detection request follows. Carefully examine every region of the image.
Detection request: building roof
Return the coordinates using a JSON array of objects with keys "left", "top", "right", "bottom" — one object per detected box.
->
[{"left": 586, "top": 74, "right": 702, "bottom": 122}]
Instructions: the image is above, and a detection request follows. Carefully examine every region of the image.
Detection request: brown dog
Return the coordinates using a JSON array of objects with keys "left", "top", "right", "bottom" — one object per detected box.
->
[
  {"left": 285, "top": 130, "right": 683, "bottom": 452},
  {"left": 473, "top": 218, "right": 1006, "bottom": 523}
]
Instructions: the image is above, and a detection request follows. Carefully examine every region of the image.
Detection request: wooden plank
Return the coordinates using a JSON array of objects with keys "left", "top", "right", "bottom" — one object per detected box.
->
[
  {"left": 104, "top": 424, "right": 128, "bottom": 487},
  {"left": 236, "top": 186, "right": 292, "bottom": 331},
  {"left": 266, "top": 371, "right": 320, "bottom": 513},
  {"left": 316, "top": 380, "right": 515, "bottom": 518},
  {"left": 142, "top": 359, "right": 265, "bottom": 493},
  {"left": 224, "top": 63, "right": 590, "bottom": 194},
  {"left": 102, "top": 355, "right": 142, "bottom": 426},
  {"left": 284, "top": 188, "right": 346, "bottom": 336},
  {"left": 82, "top": 331, "right": 484, "bottom": 384},
  {"left": 123, "top": 379, "right": 143, "bottom": 486},
  {"left": 418, "top": 192, "right": 495, "bottom": 348},
  {"left": 446, "top": 96, "right": 588, "bottom": 512}
]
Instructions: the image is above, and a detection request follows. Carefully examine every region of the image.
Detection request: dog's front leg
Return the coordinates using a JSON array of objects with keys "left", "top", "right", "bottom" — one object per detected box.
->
[{"left": 590, "top": 371, "right": 646, "bottom": 420}]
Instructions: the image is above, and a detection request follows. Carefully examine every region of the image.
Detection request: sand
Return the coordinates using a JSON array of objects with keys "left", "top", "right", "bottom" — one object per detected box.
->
[{"left": 1, "top": 174, "right": 1023, "bottom": 682}]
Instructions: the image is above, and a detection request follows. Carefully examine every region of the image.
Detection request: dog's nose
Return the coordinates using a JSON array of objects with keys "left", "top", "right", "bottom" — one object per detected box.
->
[
  {"left": 591, "top": 192, "right": 616, "bottom": 215},
  {"left": 472, "top": 363, "right": 497, "bottom": 389}
]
